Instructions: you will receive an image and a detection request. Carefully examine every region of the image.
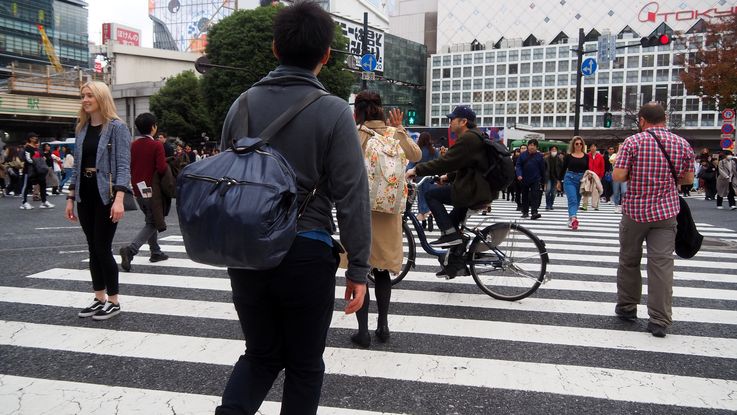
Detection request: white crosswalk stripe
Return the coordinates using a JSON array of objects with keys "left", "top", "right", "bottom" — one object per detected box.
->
[{"left": 1, "top": 198, "right": 736, "bottom": 414}]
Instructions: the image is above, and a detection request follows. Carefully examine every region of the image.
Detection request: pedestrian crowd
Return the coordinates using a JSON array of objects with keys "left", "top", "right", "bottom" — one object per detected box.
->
[{"left": 3, "top": 2, "right": 736, "bottom": 413}]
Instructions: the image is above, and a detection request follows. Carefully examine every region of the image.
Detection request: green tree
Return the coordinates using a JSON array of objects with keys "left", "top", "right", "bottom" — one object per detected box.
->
[
  {"left": 149, "top": 70, "right": 212, "bottom": 144},
  {"left": 202, "top": 6, "right": 355, "bottom": 138}
]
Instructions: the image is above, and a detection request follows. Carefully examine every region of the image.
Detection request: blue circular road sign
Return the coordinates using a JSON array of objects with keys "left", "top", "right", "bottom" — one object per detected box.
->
[
  {"left": 360, "top": 54, "right": 377, "bottom": 72},
  {"left": 581, "top": 58, "right": 598, "bottom": 77}
]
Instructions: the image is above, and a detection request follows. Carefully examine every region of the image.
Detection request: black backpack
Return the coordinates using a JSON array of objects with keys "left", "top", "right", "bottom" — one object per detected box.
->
[
  {"left": 475, "top": 131, "right": 515, "bottom": 194},
  {"left": 176, "top": 89, "right": 327, "bottom": 269}
]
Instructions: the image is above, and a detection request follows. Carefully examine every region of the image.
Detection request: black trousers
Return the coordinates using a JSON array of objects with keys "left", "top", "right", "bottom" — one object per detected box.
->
[
  {"left": 21, "top": 174, "right": 46, "bottom": 204},
  {"left": 217, "top": 237, "right": 338, "bottom": 415},
  {"left": 717, "top": 185, "right": 736, "bottom": 207},
  {"left": 520, "top": 181, "right": 542, "bottom": 215},
  {"left": 77, "top": 176, "right": 119, "bottom": 295},
  {"left": 425, "top": 185, "right": 467, "bottom": 234}
]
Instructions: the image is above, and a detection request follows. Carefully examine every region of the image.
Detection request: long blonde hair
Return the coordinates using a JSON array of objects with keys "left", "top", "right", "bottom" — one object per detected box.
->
[
  {"left": 570, "top": 135, "right": 587, "bottom": 153},
  {"left": 75, "top": 81, "right": 120, "bottom": 133}
]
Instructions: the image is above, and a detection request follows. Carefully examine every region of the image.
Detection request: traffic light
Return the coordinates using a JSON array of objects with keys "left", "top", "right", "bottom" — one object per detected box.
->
[
  {"left": 604, "top": 112, "right": 613, "bottom": 128},
  {"left": 640, "top": 34, "right": 671, "bottom": 47},
  {"left": 407, "top": 109, "right": 417, "bottom": 125}
]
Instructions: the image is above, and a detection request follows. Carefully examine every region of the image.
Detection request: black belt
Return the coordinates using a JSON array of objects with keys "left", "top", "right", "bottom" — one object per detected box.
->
[{"left": 82, "top": 169, "right": 97, "bottom": 178}]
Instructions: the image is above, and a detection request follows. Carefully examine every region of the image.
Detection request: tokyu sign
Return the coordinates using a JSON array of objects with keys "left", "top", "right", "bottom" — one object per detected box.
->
[{"left": 638, "top": 1, "right": 737, "bottom": 23}]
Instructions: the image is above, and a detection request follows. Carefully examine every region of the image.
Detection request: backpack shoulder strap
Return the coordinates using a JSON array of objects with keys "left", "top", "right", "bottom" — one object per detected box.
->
[
  {"left": 647, "top": 130, "right": 679, "bottom": 185},
  {"left": 259, "top": 89, "right": 329, "bottom": 143}
]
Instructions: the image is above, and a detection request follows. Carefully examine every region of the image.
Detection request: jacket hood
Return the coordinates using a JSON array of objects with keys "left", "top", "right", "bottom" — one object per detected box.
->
[{"left": 254, "top": 65, "right": 327, "bottom": 91}]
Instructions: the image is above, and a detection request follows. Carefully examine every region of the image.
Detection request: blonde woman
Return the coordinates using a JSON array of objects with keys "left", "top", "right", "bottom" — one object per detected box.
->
[
  {"left": 65, "top": 81, "right": 132, "bottom": 320},
  {"left": 351, "top": 90, "right": 421, "bottom": 348},
  {"left": 560, "top": 136, "right": 589, "bottom": 230}
]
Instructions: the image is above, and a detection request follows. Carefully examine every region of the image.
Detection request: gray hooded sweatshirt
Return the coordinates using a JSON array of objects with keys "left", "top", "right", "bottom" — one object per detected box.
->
[{"left": 220, "top": 65, "right": 371, "bottom": 283}]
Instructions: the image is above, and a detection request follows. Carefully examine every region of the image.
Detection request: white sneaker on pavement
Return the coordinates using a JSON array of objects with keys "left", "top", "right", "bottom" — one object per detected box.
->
[
  {"left": 615, "top": 206, "right": 622, "bottom": 214},
  {"left": 19, "top": 202, "right": 33, "bottom": 210},
  {"left": 39, "top": 201, "right": 55, "bottom": 209}
]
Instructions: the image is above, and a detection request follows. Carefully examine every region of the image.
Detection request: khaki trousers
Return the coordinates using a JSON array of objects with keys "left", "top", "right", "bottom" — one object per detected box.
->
[{"left": 616, "top": 214, "right": 677, "bottom": 327}]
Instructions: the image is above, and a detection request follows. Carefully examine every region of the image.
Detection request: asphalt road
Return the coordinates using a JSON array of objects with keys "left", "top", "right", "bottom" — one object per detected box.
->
[{"left": 0, "top": 191, "right": 736, "bottom": 414}]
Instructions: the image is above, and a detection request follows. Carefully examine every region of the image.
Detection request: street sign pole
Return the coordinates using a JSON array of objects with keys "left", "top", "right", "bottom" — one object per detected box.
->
[
  {"left": 574, "top": 28, "right": 585, "bottom": 136},
  {"left": 361, "top": 12, "right": 368, "bottom": 90}
]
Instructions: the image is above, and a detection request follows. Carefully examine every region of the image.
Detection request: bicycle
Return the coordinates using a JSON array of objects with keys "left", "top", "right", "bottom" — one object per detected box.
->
[{"left": 369, "top": 176, "right": 551, "bottom": 301}]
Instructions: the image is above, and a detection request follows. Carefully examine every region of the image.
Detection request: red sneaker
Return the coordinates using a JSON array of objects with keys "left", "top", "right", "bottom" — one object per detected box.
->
[{"left": 571, "top": 217, "right": 579, "bottom": 230}]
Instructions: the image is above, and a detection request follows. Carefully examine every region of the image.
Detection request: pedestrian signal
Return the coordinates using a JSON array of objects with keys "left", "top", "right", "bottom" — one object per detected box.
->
[
  {"left": 604, "top": 112, "right": 613, "bottom": 128},
  {"left": 640, "top": 34, "right": 671, "bottom": 47},
  {"left": 407, "top": 109, "right": 417, "bottom": 125}
]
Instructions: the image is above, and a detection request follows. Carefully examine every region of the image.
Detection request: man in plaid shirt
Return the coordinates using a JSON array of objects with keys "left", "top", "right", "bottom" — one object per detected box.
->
[{"left": 612, "top": 102, "right": 695, "bottom": 338}]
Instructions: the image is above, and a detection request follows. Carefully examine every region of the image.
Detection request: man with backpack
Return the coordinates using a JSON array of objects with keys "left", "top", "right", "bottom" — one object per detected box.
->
[
  {"left": 212, "top": 3, "right": 370, "bottom": 414},
  {"left": 406, "top": 106, "right": 492, "bottom": 277},
  {"left": 516, "top": 138, "right": 545, "bottom": 220}
]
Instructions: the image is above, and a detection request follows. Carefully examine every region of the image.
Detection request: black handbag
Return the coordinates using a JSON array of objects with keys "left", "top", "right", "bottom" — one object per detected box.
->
[{"left": 648, "top": 131, "right": 703, "bottom": 259}]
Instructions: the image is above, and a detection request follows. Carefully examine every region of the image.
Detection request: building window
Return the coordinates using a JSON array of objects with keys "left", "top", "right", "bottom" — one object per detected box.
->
[
  {"left": 530, "top": 117, "right": 541, "bottom": 127},
  {"left": 546, "top": 47, "right": 556, "bottom": 59},
  {"left": 452, "top": 92, "right": 461, "bottom": 102},
  {"left": 452, "top": 67, "right": 461, "bottom": 77},
  {"left": 433, "top": 56, "right": 441, "bottom": 67},
  {"left": 703, "top": 99, "right": 717, "bottom": 111},
  {"left": 701, "top": 114, "right": 715, "bottom": 126},
  {"left": 532, "top": 75, "right": 543, "bottom": 87},
  {"left": 520, "top": 62, "right": 531, "bottom": 74},
  {"left": 583, "top": 87, "right": 595, "bottom": 111},
  {"left": 582, "top": 115, "right": 593, "bottom": 127},
  {"left": 485, "top": 52, "right": 495, "bottom": 63},
  {"left": 494, "top": 103, "right": 504, "bottom": 114},
  {"left": 497, "top": 64, "right": 507, "bottom": 75},
  {"left": 557, "top": 74, "right": 569, "bottom": 85},
  {"left": 452, "top": 80, "right": 461, "bottom": 90},
  {"left": 509, "top": 50, "right": 519, "bottom": 61},
  {"left": 533, "top": 62, "right": 543, "bottom": 73},
  {"left": 474, "top": 66, "right": 483, "bottom": 77},
  {"left": 521, "top": 49, "right": 531, "bottom": 60},
  {"left": 509, "top": 63, "right": 518, "bottom": 74},
  {"left": 442, "top": 80, "right": 451, "bottom": 90},
  {"left": 520, "top": 76, "right": 530, "bottom": 88},
  {"left": 531, "top": 89, "right": 542, "bottom": 100},
  {"left": 612, "top": 56, "right": 625, "bottom": 69},
  {"left": 473, "top": 92, "right": 483, "bottom": 102},
  {"left": 611, "top": 86, "right": 623, "bottom": 110},
  {"left": 508, "top": 90, "right": 518, "bottom": 101},
  {"left": 520, "top": 90, "right": 530, "bottom": 101},
  {"left": 641, "top": 85, "right": 653, "bottom": 103},
  {"left": 656, "top": 69, "right": 669, "bottom": 82},
  {"left": 556, "top": 116, "right": 568, "bottom": 127},
  {"left": 474, "top": 53, "right": 484, "bottom": 64},
  {"left": 670, "top": 98, "right": 683, "bottom": 111},
  {"left": 627, "top": 56, "right": 639, "bottom": 68},
  {"left": 485, "top": 65, "right": 495, "bottom": 75},
  {"left": 558, "top": 60, "right": 569, "bottom": 72},
  {"left": 672, "top": 68, "right": 683, "bottom": 82},
  {"left": 545, "top": 61, "right": 556, "bottom": 72},
  {"left": 442, "top": 68, "right": 451, "bottom": 78},
  {"left": 597, "top": 87, "right": 609, "bottom": 109},
  {"left": 611, "top": 71, "right": 624, "bottom": 83},
  {"left": 473, "top": 78, "right": 483, "bottom": 89},
  {"left": 496, "top": 78, "right": 506, "bottom": 88},
  {"left": 431, "top": 106, "right": 440, "bottom": 116},
  {"left": 626, "top": 71, "right": 639, "bottom": 83},
  {"left": 657, "top": 54, "right": 670, "bottom": 66},
  {"left": 543, "top": 116, "right": 554, "bottom": 127},
  {"left": 463, "top": 54, "right": 472, "bottom": 64},
  {"left": 485, "top": 78, "right": 494, "bottom": 89},
  {"left": 558, "top": 47, "right": 570, "bottom": 58},
  {"left": 507, "top": 103, "right": 517, "bottom": 114},
  {"left": 432, "top": 94, "right": 440, "bottom": 104},
  {"left": 533, "top": 48, "right": 543, "bottom": 60},
  {"left": 463, "top": 66, "right": 472, "bottom": 77},
  {"left": 557, "top": 102, "right": 567, "bottom": 113},
  {"left": 508, "top": 77, "right": 518, "bottom": 88},
  {"left": 598, "top": 72, "right": 610, "bottom": 84},
  {"left": 498, "top": 51, "right": 507, "bottom": 62},
  {"left": 519, "top": 103, "right": 530, "bottom": 113},
  {"left": 557, "top": 89, "right": 568, "bottom": 99},
  {"left": 531, "top": 103, "right": 541, "bottom": 114},
  {"left": 544, "top": 89, "right": 555, "bottom": 100},
  {"left": 432, "top": 80, "right": 441, "bottom": 90},
  {"left": 463, "top": 79, "right": 472, "bottom": 90},
  {"left": 433, "top": 68, "right": 441, "bottom": 79},
  {"left": 545, "top": 75, "right": 556, "bottom": 86},
  {"left": 453, "top": 55, "right": 461, "bottom": 65},
  {"left": 625, "top": 86, "right": 638, "bottom": 109},
  {"left": 496, "top": 91, "right": 506, "bottom": 101},
  {"left": 685, "top": 114, "right": 698, "bottom": 126},
  {"left": 484, "top": 91, "right": 494, "bottom": 102},
  {"left": 641, "top": 70, "right": 654, "bottom": 82},
  {"left": 655, "top": 85, "right": 668, "bottom": 104},
  {"left": 642, "top": 55, "right": 654, "bottom": 67},
  {"left": 518, "top": 116, "right": 530, "bottom": 125}
]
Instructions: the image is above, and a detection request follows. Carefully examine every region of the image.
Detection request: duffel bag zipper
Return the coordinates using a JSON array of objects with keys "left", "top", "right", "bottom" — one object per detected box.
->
[{"left": 183, "top": 174, "right": 279, "bottom": 197}]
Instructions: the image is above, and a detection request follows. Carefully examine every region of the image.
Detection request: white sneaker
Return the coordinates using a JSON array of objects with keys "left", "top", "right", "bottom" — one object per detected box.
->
[
  {"left": 39, "top": 201, "right": 55, "bottom": 209},
  {"left": 731, "top": 206, "right": 737, "bottom": 211},
  {"left": 615, "top": 206, "right": 622, "bottom": 214},
  {"left": 717, "top": 206, "right": 724, "bottom": 210},
  {"left": 19, "top": 202, "right": 33, "bottom": 210}
]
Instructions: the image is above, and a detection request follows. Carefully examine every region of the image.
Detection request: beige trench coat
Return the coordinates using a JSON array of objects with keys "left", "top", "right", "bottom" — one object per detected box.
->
[{"left": 358, "top": 120, "right": 421, "bottom": 274}]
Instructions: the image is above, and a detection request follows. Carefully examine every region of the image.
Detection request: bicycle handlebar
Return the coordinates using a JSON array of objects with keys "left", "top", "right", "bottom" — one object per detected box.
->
[{"left": 408, "top": 175, "right": 439, "bottom": 188}]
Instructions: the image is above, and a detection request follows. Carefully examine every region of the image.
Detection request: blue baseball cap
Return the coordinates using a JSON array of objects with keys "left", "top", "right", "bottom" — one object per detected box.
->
[{"left": 446, "top": 105, "right": 476, "bottom": 122}]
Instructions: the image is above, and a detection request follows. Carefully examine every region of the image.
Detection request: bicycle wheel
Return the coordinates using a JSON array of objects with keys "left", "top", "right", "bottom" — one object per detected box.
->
[
  {"left": 469, "top": 223, "right": 548, "bottom": 301},
  {"left": 367, "top": 220, "right": 415, "bottom": 286}
]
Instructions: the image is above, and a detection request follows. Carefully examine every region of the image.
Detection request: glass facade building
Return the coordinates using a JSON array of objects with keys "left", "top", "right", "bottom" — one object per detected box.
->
[
  {"left": 149, "top": 0, "right": 237, "bottom": 53},
  {"left": 427, "top": 32, "right": 721, "bottom": 133},
  {"left": 0, "top": 0, "right": 88, "bottom": 69},
  {"left": 356, "top": 33, "right": 427, "bottom": 125}
]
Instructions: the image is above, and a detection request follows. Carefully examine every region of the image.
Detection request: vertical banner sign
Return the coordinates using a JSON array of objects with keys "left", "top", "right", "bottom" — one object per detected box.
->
[
  {"left": 37, "top": 25, "right": 63, "bottom": 73},
  {"left": 721, "top": 108, "right": 735, "bottom": 151},
  {"left": 334, "top": 16, "right": 385, "bottom": 73}
]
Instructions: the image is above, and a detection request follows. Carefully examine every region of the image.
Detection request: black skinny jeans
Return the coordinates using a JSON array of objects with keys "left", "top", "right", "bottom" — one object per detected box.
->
[
  {"left": 520, "top": 181, "right": 543, "bottom": 215},
  {"left": 216, "top": 237, "right": 338, "bottom": 415},
  {"left": 425, "top": 185, "right": 468, "bottom": 235},
  {"left": 77, "top": 176, "right": 119, "bottom": 295}
]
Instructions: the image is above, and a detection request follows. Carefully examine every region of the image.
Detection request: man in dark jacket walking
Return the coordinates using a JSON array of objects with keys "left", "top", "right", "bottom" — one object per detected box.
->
[
  {"left": 214, "top": 3, "right": 370, "bottom": 414},
  {"left": 516, "top": 138, "right": 546, "bottom": 219},
  {"left": 544, "top": 145, "right": 564, "bottom": 210},
  {"left": 406, "top": 105, "right": 491, "bottom": 277}
]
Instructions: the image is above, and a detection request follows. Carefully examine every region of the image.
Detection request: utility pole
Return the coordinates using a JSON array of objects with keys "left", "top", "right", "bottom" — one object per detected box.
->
[
  {"left": 573, "top": 28, "right": 584, "bottom": 136},
  {"left": 361, "top": 12, "right": 368, "bottom": 90}
]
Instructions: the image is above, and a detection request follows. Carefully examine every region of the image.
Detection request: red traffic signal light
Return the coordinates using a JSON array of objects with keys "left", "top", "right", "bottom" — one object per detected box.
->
[{"left": 641, "top": 34, "right": 671, "bottom": 47}]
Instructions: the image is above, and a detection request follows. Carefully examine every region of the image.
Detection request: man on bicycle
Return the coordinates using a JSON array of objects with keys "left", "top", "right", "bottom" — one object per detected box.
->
[{"left": 406, "top": 106, "right": 492, "bottom": 277}]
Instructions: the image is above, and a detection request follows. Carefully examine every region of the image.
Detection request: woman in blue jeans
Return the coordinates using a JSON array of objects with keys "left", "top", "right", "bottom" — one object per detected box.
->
[
  {"left": 609, "top": 144, "right": 627, "bottom": 213},
  {"left": 407, "top": 132, "right": 439, "bottom": 229},
  {"left": 561, "top": 136, "right": 589, "bottom": 230}
]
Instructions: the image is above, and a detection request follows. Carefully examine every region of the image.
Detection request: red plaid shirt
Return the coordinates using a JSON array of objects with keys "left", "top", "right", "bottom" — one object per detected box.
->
[{"left": 615, "top": 127, "right": 694, "bottom": 223}]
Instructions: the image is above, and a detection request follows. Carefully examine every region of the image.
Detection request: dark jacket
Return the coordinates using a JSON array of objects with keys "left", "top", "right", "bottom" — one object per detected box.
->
[
  {"left": 515, "top": 151, "right": 545, "bottom": 185},
  {"left": 544, "top": 153, "right": 564, "bottom": 182},
  {"left": 414, "top": 128, "right": 492, "bottom": 207},
  {"left": 150, "top": 165, "right": 176, "bottom": 232},
  {"left": 220, "top": 65, "right": 371, "bottom": 283}
]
